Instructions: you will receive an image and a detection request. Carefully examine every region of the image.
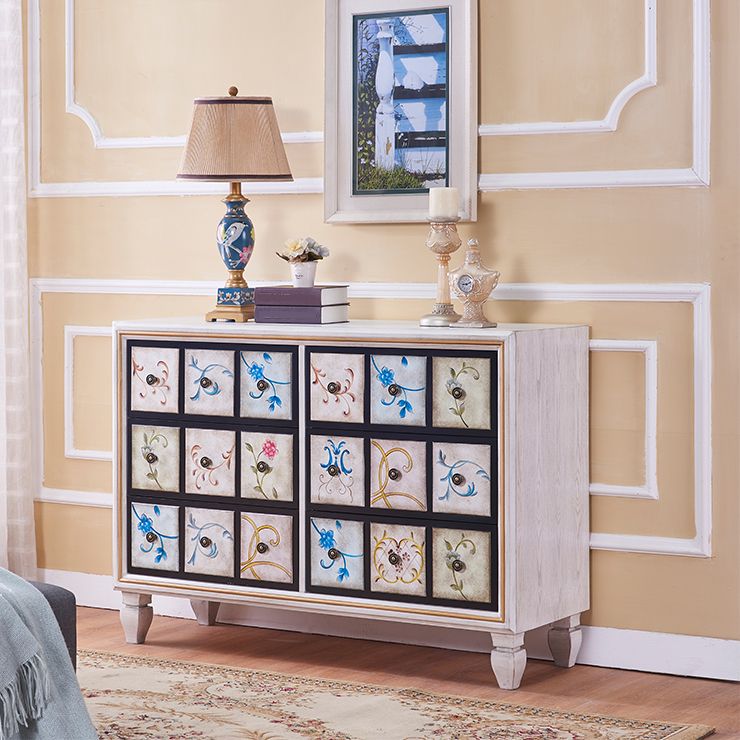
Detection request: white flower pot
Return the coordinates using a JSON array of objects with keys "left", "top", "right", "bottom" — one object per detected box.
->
[{"left": 290, "top": 260, "right": 317, "bottom": 288}]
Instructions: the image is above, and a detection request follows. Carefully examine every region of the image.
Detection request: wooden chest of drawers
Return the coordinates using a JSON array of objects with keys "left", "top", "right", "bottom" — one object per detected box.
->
[{"left": 114, "top": 319, "right": 589, "bottom": 689}]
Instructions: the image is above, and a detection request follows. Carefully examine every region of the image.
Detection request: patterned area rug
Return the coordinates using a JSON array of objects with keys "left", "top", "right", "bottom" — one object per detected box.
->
[{"left": 78, "top": 650, "right": 714, "bottom": 740}]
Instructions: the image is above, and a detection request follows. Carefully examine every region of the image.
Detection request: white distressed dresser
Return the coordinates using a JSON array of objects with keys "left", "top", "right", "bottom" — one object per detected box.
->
[{"left": 113, "top": 318, "right": 589, "bottom": 689}]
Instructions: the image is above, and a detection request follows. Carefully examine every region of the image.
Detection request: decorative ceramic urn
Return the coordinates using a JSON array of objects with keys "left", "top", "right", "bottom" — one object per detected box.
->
[{"left": 449, "top": 239, "right": 500, "bottom": 328}]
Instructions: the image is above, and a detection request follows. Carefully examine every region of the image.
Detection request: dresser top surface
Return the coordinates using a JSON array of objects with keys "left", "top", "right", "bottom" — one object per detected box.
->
[{"left": 114, "top": 318, "right": 586, "bottom": 341}]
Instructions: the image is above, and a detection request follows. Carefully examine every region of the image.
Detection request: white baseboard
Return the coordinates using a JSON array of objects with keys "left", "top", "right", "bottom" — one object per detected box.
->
[{"left": 39, "top": 569, "right": 739, "bottom": 682}]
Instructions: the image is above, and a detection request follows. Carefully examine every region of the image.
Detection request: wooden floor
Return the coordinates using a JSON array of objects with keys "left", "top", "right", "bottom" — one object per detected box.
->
[{"left": 78, "top": 607, "right": 739, "bottom": 737}]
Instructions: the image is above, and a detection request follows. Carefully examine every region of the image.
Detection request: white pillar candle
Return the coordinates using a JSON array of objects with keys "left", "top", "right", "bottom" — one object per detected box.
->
[{"left": 429, "top": 187, "right": 459, "bottom": 221}]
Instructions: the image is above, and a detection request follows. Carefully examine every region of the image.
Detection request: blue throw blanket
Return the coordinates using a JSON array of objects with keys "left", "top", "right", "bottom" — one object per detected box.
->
[{"left": 0, "top": 569, "right": 96, "bottom": 739}]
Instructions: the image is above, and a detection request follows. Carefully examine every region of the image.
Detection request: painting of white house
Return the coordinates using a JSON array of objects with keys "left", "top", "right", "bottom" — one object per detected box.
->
[{"left": 353, "top": 10, "right": 449, "bottom": 194}]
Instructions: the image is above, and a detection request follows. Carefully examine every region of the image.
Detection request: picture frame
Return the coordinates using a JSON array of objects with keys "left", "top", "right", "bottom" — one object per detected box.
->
[{"left": 324, "top": 0, "right": 478, "bottom": 223}]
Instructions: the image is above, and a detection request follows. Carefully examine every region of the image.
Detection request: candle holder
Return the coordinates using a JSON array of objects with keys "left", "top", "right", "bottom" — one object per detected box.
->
[{"left": 419, "top": 219, "right": 463, "bottom": 327}]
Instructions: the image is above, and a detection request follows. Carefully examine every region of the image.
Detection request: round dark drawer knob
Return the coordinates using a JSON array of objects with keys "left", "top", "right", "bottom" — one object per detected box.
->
[
  {"left": 388, "top": 467, "right": 401, "bottom": 481},
  {"left": 256, "top": 461, "right": 269, "bottom": 473},
  {"left": 327, "top": 464, "right": 340, "bottom": 477},
  {"left": 145, "top": 452, "right": 158, "bottom": 465},
  {"left": 451, "top": 472, "right": 465, "bottom": 486},
  {"left": 145, "top": 373, "right": 158, "bottom": 386},
  {"left": 451, "top": 386, "right": 465, "bottom": 400},
  {"left": 326, "top": 381, "right": 341, "bottom": 394},
  {"left": 256, "top": 379, "right": 268, "bottom": 391},
  {"left": 200, "top": 376, "right": 212, "bottom": 389},
  {"left": 327, "top": 547, "right": 341, "bottom": 561},
  {"left": 145, "top": 531, "right": 157, "bottom": 543},
  {"left": 387, "top": 551, "right": 400, "bottom": 566},
  {"left": 199, "top": 536, "right": 212, "bottom": 549},
  {"left": 388, "top": 383, "right": 400, "bottom": 397},
  {"left": 200, "top": 456, "right": 213, "bottom": 469},
  {"left": 256, "top": 542, "right": 269, "bottom": 554},
  {"left": 451, "top": 559, "right": 465, "bottom": 573}
]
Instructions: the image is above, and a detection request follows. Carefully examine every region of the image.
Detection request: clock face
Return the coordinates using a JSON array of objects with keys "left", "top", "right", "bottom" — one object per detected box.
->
[{"left": 457, "top": 274, "right": 475, "bottom": 295}]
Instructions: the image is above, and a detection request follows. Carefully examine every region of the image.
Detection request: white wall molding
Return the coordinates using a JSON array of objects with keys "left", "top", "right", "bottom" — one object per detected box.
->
[
  {"left": 37, "top": 487, "right": 112, "bottom": 508},
  {"left": 38, "top": 567, "right": 740, "bottom": 681},
  {"left": 478, "top": 0, "right": 657, "bottom": 137},
  {"left": 31, "top": 278, "right": 712, "bottom": 558},
  {"left": 589, "top": 339, "right": 658, "bottom": 499}
]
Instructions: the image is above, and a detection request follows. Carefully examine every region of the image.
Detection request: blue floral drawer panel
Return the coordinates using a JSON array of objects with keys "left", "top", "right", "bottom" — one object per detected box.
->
[
  {"left": 130, "top": 503, "right": 179, "bottom": 572},
  {"left": 185, "top": 428, "right": 236, "bottom": 497},
  {"left": 431, "top": 355, "right": 493, "bottom": 431},
  {"left": 240, "top": 350, "right": 293, "bottom": 421},
  {"left": 431, "top": 527, "right": 492, "bottom": 604},
  {"left": 130, "top": 346, "right": 179, "bottom": 414},
  {"left": 241, "top": 431, "right": 294, "bottom": 503},
  {"left": 130, "top": 425, "right": 180, "bottom": 492},
  {"left": 310, "top": 435, "right": 365, "bottom": 508},
  {"left": 432, "top": 441, "right": 493, "bottom": 517},
  {"left": 240, "top": 511, "right": 294, "bottom": 585},
  {"left": 370, "top": 522, "right": 426, "bottom": 597},
  {"left": 370, "top": 354, "right": 427, "bottom": 426},
  {"left": 184, "top": 349, "right": 235, "bottom": 417},
  {"left": 184, "top": 507, "right": 235, "bottom": 578},
  {"left": 309, "top": 517, "right": 364, "bottom": 591},
  {"left": 370, "top": 438, "right": 427, "bottom": 512},
  {"left": 309, "top": 352, "right": 365, "bottom": 424}
]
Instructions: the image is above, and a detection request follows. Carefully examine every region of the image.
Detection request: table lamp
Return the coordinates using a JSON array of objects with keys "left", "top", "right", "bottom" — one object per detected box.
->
[{"left": 177, "top": 87, "right": 293, "bottom": 321}]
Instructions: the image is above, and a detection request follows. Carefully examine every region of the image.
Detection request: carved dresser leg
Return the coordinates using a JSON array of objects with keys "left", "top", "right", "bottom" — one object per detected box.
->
[
  {"left": 190, "top": 599, "right": 220, "bottom": 626},
  {"left": 120, "top": 592, "right": 153, "bottom": 644},
  {"left": 490, "top": 632, "right": 527, "bottom": 690},
  {"left": 548, "top": 614, "right": 582, "bottom": 668}
]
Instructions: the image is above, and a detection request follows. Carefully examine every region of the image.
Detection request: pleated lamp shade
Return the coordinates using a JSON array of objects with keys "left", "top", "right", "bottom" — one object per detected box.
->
[{"left": 177, "top": 93, "right": 293, "bottom": 182}]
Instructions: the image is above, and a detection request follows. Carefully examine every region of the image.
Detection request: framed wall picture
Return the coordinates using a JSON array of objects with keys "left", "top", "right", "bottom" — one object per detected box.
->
[{"left": 325, "top": 0, "right": 477, "bottom": 223}]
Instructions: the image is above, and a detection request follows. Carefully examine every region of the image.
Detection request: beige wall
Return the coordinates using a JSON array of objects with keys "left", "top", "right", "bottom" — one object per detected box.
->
[{"left": 27, "top": 0, "right": 740, "bottom": 640}]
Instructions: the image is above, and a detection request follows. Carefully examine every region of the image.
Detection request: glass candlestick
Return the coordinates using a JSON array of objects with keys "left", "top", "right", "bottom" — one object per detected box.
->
[
  {"left": 419, "top": 219, "right": 462, "bottom": 327},
  {"left": 449, "top": 239, "right": 500, "bottom": 328}
]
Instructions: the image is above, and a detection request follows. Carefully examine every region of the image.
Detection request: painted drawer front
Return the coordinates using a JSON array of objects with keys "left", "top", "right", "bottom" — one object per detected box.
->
[
  {"left": 310, "top": 435, "right": 365, "bottom": 507},
  {"left": 240, "top": 350, "right": 293, "bottom": 421},
  {"left": 432, "top": 355, "right": 492, "bottom": 431},
  {"left": 432, "top": 442, "right": 493, "bottom": 517},
  {"left": 370, "top": 438, "right": 427, "bottom": 512},
  {"left": 240, "top": 511, "right": 294, "bottom": 584},
  {"left": 369, "top": 354, "right": 427, "bottom": 426},
  {"left": 241, "top": 431, "right": 294, "bottom": 502},
  {"left": 130, "top": 346, "right": 179, "bottom": 414},
  {"left": 309, "top": 517, "right": 364, "bottom": 590},
  {"left": 309, "top": 352, "right": 365, "bottom": 424},
  {"left": 184, "top": 349, "right": 235, "bottom": 416},
  {"left": 130, "top": 502, "right": 179, "bottom": 572},
  {"left": 432, "top": 527, "right": 492, "bottom": 604},
  {"left": 130, "top": 425, "right": 180, "bottom": 492},
  {"left": 185, "top": 428, "right": 236, "bottom": 496},
  {"left": 370, "top": 522, "right": 426, "bottom": 597},
  {"left": 184, "top": 507, "right": 235, "bottom": 577}
]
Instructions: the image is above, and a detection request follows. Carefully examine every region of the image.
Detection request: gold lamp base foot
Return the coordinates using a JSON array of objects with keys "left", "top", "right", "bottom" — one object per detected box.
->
[{"left": 206, "top": 304, "right": 255, "bottom": 323}]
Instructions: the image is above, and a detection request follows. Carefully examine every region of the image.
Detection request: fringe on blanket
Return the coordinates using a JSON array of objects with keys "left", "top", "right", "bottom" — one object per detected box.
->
[{"left": 0, "top": 653, "right": 50, "bottom": 740}]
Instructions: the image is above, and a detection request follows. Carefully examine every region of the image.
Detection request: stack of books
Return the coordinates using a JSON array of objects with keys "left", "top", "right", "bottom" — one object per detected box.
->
[{"left": 254, "top": 285, "right": 349, "bottom": 324}]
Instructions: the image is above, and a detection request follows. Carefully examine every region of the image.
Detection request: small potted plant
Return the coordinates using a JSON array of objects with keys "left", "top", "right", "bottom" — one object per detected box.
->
[{"left": 276, "top": 237, "right": 330, "bottom": 287}]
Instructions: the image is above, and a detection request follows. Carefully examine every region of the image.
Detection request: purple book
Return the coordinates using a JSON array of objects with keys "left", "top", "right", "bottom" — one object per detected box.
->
[
  {"left": 254, "top": 303, "right": 350, "bottom": 324},
  {"left": 254, "top": 285, "right": 348, "bottom": 306}
]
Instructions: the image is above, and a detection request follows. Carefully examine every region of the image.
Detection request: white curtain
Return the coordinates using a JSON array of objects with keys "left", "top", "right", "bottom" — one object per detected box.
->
[{"left": 0, "top": 0, "right": 36, "bottom": 577}]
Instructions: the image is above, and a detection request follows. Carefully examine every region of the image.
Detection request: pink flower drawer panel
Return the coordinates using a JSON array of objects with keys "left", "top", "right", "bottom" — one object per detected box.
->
[
  {"left": 309, "top": 434, "right": 365, "bottom": 508},
  {"left": 370, "top": 521, "right": 426, "bottom": 597},
  {"left": 431, "top": 527, "right": 493, "bottom": 604},
  {"left": 309, "top": 517, "right": 364, "bottom": 591},
  {"left": 184, "top": 348, "right": 235, "bottom": 417},
  {"left": 130, "top": 346, "right": 179, "bottom": 414},
  {"left": 241, "top": 431, "right": 294, "bottom": 502},
  {"left": 130, "top": 502, "right": 179, "bottom": 572},
  {"left": 309, "top": 352, "right": 365, "bottom": 424},
  {"left": 184, "top": 507, "right": 235, "bottom": 577},
  {"left": 240, "top": 350, "right": 293, "bottom": 421},
  {"left": 240, "top": 511, "right": 294, "bottom": 584},
  {"left": 431, "top": 355, "right": 493, "bottom": 431},
  {"left": 130, "top": 424, "right": 180, "bottom": 493},
  {"left": 369, "top": 438, "right": 427, "bottom": 512},
  {"left": 432, "top": 441, "right": 494, "bottom": 517},
  {"left": 369, "top": 354, "right": 427, "bottom": 426},
  {"left": 185, "top": 428, "right": 236, "bottom": 496}
]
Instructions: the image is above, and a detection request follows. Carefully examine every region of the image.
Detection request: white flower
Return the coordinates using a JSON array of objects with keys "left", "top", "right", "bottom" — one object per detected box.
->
[{"left": 277, "top": 236, "right": 329, "bottom": 262}]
